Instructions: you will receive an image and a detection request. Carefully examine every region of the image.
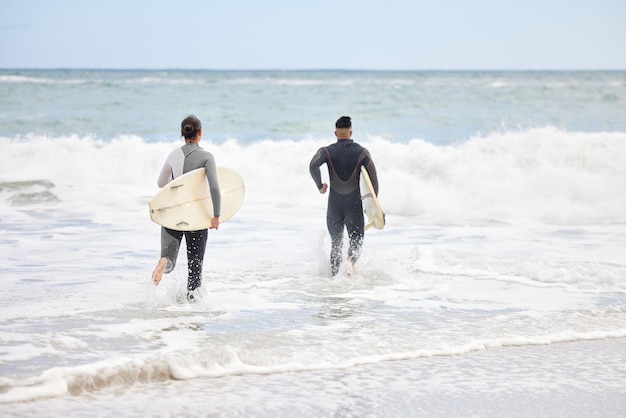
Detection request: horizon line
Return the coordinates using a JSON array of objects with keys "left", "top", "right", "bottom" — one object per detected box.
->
[{"left": 1, "top": 67, "right": 625, "bottom": 72}]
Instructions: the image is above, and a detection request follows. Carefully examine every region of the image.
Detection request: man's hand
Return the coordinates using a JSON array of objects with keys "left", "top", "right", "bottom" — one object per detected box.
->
[
  {"left": 210, "top": 216, "right": 220, "bottom": 230},
  {"left": 319, "top": 183, "right": 328, "bottom": 194}
]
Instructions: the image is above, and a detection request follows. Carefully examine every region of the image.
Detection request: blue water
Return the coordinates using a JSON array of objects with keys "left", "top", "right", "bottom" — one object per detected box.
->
[
  {"left": 1, "top": 70, "right": 625, "bottom": 416},
  {"left": 2, "top": 70, "right": 625, "bottom": 143}
]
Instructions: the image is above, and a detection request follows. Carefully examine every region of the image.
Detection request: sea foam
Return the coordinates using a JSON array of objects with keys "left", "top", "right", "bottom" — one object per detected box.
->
[{"left": 2, "top": 127, "right": 625, "bottom": 224}]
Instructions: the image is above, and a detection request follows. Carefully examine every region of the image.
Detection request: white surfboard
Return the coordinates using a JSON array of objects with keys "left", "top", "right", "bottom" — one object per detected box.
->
[
  {"left": 360, "top": 167, "right": 385, "bottom": 230},
  {"left": 149, "top": 167, "right": 245, "bottom": 231}
]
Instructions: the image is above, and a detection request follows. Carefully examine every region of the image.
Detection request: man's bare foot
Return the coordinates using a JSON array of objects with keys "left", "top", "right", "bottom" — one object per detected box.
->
[
  {"left": 152, "top": 258, "right": 167, "bottom": 285},
  {"left": 346, "top": 260, "right": 355, "bottom": 276}
]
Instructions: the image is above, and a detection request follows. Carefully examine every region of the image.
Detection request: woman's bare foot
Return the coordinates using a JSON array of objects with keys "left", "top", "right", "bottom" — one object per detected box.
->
[{"left": 152, "top": 258, "right": 167, "bottom": 285}]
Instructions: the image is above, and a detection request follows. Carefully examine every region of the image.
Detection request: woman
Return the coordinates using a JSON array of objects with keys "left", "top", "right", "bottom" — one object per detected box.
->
[{"left": 151, "top": 115, "right": 221, "bottom": 301}]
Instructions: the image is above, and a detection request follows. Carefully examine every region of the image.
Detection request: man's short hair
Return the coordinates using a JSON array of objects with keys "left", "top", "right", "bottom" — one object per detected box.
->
[{"left": 335, "top": 116, "right": 352, "bottom": 129}]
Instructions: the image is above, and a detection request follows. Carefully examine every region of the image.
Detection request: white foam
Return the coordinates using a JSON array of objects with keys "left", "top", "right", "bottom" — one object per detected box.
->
[
  {"left": 2, "top": 127, "right": 625, "bottom": 224},
  {"left": 1, "top": 127, "right": 625, "bottom": 407}
]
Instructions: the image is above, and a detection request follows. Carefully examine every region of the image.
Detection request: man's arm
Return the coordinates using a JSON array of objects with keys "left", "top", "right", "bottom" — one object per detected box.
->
[{"left": 309, "top": 147, "right": 328, "bottom": 192}]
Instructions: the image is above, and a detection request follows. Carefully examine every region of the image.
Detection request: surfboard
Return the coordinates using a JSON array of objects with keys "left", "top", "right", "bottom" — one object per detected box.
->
[
  {"left": 149, "top": 167, "right": 245, "bottom": 231},
  {"left": 360, "top": 167, "right": 385, "bottom": 230}
]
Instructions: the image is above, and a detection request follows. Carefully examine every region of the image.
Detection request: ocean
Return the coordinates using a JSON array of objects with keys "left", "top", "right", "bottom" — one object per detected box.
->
[{"left": 1, "top": 70, "right": 625, "bottom": 417}]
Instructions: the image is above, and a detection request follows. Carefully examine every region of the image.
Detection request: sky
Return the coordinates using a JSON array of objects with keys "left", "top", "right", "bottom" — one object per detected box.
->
[{"left": 1, "top": 0, "right": 625, "bottom": 70}]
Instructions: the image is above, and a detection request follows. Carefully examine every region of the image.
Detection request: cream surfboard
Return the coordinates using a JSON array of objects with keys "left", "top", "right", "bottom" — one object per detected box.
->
[
  {"left": 149, "top": 167, "right": 245, "bottom": 231},
  {"left": 360, "top": 167, "right": 385, "bottom": 230}
]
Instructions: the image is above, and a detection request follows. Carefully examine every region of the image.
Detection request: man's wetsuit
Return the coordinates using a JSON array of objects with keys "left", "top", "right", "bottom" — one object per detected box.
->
[
  {"left": 309, "top": 139, "right": 378, "bottom": 276},
  {"left": 157, "top": 142, "right": 221, "bottom": 295}
]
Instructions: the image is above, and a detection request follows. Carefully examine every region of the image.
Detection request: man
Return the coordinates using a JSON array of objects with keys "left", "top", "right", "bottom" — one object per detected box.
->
[
  {"left": 151, "top": 115, "right": 221, "bottom": 301},
  {"left": 309, "top": 116, "right": 379, "bottom": 276}
]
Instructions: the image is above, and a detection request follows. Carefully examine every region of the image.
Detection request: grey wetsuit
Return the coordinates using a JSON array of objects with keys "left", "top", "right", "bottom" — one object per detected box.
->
[{"left": 157, "top": 142, "right": 221, "bottom": 296}]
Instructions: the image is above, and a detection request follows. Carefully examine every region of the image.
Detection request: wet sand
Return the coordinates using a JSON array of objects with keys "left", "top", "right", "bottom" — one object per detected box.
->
[{"left": 4, "top": 338, "right": 625, "bottom": 417}]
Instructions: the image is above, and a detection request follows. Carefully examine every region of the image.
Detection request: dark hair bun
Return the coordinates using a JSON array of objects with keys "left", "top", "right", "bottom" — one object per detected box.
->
[{"left": 180, "top": 115, "right": 202, "bottom": 139}]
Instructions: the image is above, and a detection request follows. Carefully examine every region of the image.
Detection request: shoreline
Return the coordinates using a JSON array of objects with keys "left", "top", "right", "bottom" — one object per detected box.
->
[{"left": 3, "top": 337, "right": 625, "bottom": 417}]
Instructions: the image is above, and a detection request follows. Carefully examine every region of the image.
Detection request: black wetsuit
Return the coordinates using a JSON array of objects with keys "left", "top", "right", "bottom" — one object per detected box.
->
[
  {"left": 310, "top": 139, "right": 378, "bottom": 276},
  {"left": 157, "top": 142, "right": 221, "bottom": 297}
]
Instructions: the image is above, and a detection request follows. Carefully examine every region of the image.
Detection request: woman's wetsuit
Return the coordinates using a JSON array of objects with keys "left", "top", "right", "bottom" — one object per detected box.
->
[{"left": 157, "top": 142, "right": 221, "bottom": 296}]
